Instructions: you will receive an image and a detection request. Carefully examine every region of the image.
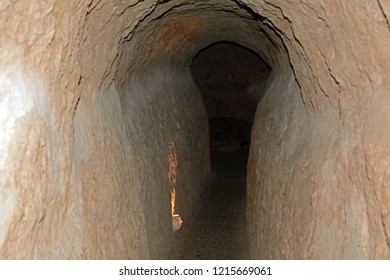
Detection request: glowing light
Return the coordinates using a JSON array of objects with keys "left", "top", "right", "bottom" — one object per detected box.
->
[
  {"left": 168, "top": 141, "right": 182, "bottom": 232},
  {"left": 171, "top": 188, "right": 176, "bottom": 216},
  {"left": 170, "top": 188, "right": 182, "bottom": 232}
]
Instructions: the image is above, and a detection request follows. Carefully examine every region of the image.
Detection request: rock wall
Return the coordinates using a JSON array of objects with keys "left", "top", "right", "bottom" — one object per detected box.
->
[
  {"left": 0, "top": 0, "right": 211, "bottom": 259},
  {"left": 0, "top": 0, "right": 389, "bottom": 259},
  {"left": 247, "top": 0, "right": 390, "bottom": 259}
]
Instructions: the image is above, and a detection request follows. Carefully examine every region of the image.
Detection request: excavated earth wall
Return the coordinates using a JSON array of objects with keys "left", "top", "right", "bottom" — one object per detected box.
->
[{"left": 0, "top": 0, "right": 389, "bottom": 259}]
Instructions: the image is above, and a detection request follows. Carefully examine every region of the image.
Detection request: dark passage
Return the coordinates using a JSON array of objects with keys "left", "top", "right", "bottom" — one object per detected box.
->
[
  {"left": 209, "top": 118, "right": 252, "bottom": 151},
  {"left": 168, "top": 41, "right": 269, "bottom": 259},
  {"left": 169, "top": 150, "right": 249, "bottom": 259},
  {"left": 190, "top": 41, "right": 271, "bottom": 124}
]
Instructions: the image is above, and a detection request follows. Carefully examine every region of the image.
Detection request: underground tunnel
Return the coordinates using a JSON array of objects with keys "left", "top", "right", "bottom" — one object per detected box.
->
[
  {"left": 168, "top": 42, "right": 270, "bottom": 259},
  {"left": 0, "top": 0, "right": 390, "bottom": 260}
]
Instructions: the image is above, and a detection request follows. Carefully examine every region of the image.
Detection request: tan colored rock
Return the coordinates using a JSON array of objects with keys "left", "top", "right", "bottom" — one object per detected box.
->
[{"left": 0, "top": 0, "right": 389, "bottom": 259}]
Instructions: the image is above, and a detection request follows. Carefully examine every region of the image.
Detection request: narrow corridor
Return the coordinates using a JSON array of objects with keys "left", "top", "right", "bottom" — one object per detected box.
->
[
  {"left": 169, "top": 150, "right": 249, "bottom": 259},
  {"left": 1, "top": 0, "right": 389, "bottom": 260}
]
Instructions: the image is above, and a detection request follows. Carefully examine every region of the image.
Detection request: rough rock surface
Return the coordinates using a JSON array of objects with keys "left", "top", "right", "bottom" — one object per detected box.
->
[
  {"left": 246, "top": 0, "right": 390, "bottom": 259},
  {"left": 0, "top": 0, "right": 389, "bottom": 259}
]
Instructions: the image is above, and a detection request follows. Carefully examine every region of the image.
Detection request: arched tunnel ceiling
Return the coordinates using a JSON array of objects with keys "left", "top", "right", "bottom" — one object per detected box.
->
[
  {"left": 190, "top": 42, "right": 271, "bottom": 122},
  {"left": 77, "top": 0, "right": 389, "bottom": 110},
  {"left": 113, "top": 1, "right": 289, "bottom": 88}
]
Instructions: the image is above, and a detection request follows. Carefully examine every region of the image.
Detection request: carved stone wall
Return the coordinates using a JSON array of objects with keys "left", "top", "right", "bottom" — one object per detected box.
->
[{"left": 0, "top": 0, "right": 389, "bottom": 259}]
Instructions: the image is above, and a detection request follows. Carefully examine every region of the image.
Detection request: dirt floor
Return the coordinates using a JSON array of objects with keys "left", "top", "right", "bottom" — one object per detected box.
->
[{"left": 169, "top": 150, "right": 250, "bottom": 259}]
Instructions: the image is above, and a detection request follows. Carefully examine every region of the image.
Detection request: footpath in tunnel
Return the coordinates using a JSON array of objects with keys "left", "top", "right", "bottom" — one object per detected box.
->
[{"left": 169, "top": 150, "right": 250, "bottom": 260}]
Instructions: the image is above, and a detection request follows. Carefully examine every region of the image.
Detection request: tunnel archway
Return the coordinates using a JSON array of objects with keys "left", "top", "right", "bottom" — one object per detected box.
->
[
  {"left": 114, "top": 5, "right": 285, "bottom": 259},
  {"left": 190, "top": 41, "right": 271, "bottom": 152},
  {"left": 190, "top": 41, "right": 271, "bottom": 123}
]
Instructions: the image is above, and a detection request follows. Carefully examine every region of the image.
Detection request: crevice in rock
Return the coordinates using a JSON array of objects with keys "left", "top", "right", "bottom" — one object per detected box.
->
[{"left": 377, "top": 0, "right": 390, "bottom": 31}]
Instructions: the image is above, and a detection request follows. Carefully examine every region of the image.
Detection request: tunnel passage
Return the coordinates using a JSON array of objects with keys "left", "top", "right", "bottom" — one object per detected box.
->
[
  {"left": 169, "top": 148, "right": 250, "bottom": 259},
  {"left": 168, "top": 42, "right": 271, "bottom": 259},
  {"left": 190, "top": 41, "right": 271, "bottom": 152},
  {"left": 1, "top": 1, "right": 390, "bottom": 260},
  {"left": 190, "top": 42, "right": 271, "bottom": 123}
]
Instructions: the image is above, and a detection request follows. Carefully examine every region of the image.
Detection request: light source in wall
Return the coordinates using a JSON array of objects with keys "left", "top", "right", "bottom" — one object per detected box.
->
[{"left": 171, "top": 188, "right": 182, "bottom": 232}]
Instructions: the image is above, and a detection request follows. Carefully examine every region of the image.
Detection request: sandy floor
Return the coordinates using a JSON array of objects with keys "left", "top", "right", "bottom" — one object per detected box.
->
[{"left": 169, "top": 150, "right": 250, "bottom": 259}]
